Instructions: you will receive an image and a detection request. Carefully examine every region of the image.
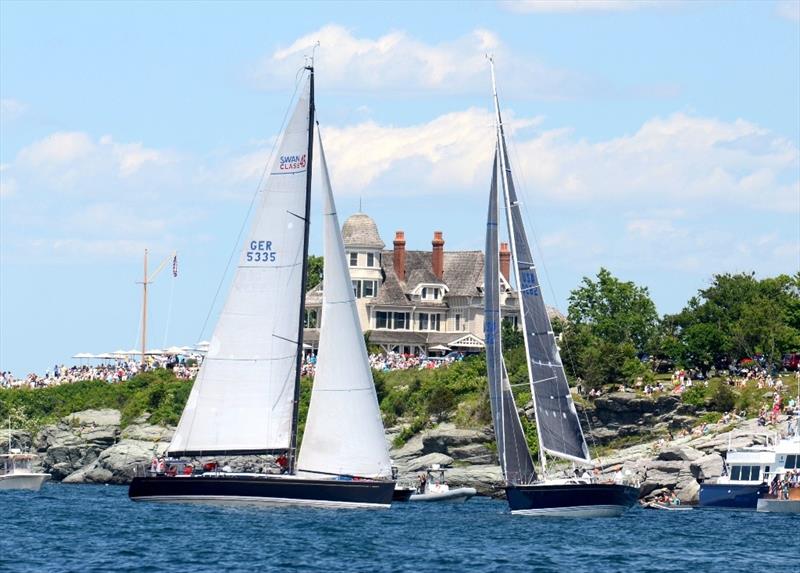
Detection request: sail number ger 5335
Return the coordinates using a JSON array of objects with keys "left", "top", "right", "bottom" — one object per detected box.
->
[{"left": 246, "top": 240, "right": 276, "bottom": 263}]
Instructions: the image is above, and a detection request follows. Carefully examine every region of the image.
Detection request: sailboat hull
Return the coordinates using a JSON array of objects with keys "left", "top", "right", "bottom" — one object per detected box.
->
[
  {"left": 129, "top": 474, "right": 395, "bottom": 509},
  {"left": 506, "top": 483, "right": 639, "bottom": 517}
]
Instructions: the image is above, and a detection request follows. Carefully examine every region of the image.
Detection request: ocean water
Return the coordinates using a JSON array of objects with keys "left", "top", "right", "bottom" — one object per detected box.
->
[{"left": 2, "top": 483, "right": 797, "bottom": 573}]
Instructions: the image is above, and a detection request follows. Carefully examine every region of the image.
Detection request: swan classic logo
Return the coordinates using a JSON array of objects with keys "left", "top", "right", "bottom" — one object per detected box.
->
[{"left": 279, "top": 153, "right": 306, "bottom": 172}]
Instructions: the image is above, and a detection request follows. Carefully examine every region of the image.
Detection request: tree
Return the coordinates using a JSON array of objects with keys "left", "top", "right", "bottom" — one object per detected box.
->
[
  {"left": 561, "top": 268, "right": 659, "bottom": 388},
  {"left": 307, "top": 255, "right": 323, "bottom": 290},
  {"left": 567, "top": 267, "right": 659, "bottom": 354},
  {"left": 667, "top": 272, "right": 800, "bottom": 371}
]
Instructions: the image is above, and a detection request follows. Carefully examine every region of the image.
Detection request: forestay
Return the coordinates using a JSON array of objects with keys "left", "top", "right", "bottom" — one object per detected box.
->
[
  {"left": 296, "top": 131, "right": 392, "bottom": 479},
  {"left": 484, "top": 148, "right": 537, "bottom": 485},
  {"left": 169, "top": 78, "right": 312, "bottom": 456}
]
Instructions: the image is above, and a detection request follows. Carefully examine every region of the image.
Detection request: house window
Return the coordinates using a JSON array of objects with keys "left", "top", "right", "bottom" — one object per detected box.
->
[
  {"left": 393, "top": 312, "right": 409, "bottom": 330},
  {"left": 422, "top": 287, "right": 441, "bottom": 301},
  {"left": 304, "top": 309, "right": 318, "bottom": 328},
  {"left": 367, "top": 253, "right": 375, "bottom": 267},
  {"left": 455, "top": 314, "right": 461, "bottom": 331},
  {"left": 418, "top": 313, "right": 440, "bottom": 331},
  {"left": 376, "top": 311, "right": 388, "bottom": 329},
  {"left": 352, "top": 280, "right": 362, "bottom": 298},
  {"left": 349, "top": 253, "right": 358, "bottom": 267},
  {"left": 364, "top": 280, "right": 376, "bottom": 298}
]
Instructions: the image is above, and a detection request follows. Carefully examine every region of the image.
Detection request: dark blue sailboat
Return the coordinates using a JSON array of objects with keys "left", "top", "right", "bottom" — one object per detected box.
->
[{"left": 483, "top": 58, "right": 638, "bottom": 517}]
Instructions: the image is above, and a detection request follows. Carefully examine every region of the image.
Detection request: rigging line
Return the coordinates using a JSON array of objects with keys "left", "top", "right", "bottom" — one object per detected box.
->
[
  {"left": 162, "top": 270, "right": 177, "bottom": 348},
  {"left": 195, "top": 69, "right": 305, "bottom": 344}
]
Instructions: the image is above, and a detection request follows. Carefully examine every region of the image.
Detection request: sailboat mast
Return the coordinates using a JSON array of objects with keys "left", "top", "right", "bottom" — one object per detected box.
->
[
  {"left": 140, "top": 248, "right": 149, "bottom": 365},
  {"left": 288, "top": 65, "right": 315, "bottom": 474},
  {"left": 489, "top": 58, "right": 548, "bottom": 477}
]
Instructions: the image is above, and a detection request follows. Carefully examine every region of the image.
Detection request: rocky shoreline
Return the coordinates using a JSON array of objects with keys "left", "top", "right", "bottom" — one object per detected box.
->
[{"left": 2, "top": 392, "right": 785, "bottom": 504}]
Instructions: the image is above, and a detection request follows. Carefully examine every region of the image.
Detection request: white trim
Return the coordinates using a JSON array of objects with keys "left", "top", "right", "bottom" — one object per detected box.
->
[
  {"left": 130, "top": 495, "right": 390, "bottom": 509},
  {"left": 511, "top": 504, "right": 628, "bottom": 518}
]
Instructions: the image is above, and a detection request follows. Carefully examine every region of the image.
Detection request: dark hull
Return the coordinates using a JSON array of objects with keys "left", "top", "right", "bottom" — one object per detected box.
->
[
  {"left": 129, "top": 474, "right": 394, "bottom": 508},
  {"left": 698, "top": 483, "right": 768, "bottom": 509},
  {"left": 392, "top": 487, "right": 414, "bottom": 502},
  {"left": 506, "top": 483, "right": 639, "bottom": 517}
]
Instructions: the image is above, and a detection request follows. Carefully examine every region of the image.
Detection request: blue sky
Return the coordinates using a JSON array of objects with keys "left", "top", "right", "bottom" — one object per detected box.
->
[{"left": 1, "top": 0, "right": 799, "bottom": 375}]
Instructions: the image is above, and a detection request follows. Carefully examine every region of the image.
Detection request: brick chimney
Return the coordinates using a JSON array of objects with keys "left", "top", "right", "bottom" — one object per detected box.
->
[
  {"left": 499, "top": 242, "right": 511, "bottom": 282},
  {"left": 432, "top": 231, "right": 444, "bottom": 280},
  {"left": 393, "top": 231, "right": 406, "bottom": 282}
]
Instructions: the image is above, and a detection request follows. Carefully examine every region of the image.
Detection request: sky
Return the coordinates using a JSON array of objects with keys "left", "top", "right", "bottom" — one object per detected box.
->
[{"left": 1, "top": 0, "right": 799, "bottom": 375}]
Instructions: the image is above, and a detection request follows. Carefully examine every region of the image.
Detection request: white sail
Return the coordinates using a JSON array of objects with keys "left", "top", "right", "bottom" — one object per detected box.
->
[
  {"left": 297, "top": 131, "right": 392, "bottom": 479},
  {"left": 169, "top": 78, "right": 312, "bottom": 456}
]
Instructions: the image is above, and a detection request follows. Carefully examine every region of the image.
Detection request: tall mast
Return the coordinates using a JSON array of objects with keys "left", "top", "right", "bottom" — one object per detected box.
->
[
  {"left": 140, "top": 248, "right": 149, "bottom": 365},
  {"left": 288, "top": 65, "right": 315, "bottom": 474},
  {"left": 489, "top": 57, "right": 547, "bottom": 477}
]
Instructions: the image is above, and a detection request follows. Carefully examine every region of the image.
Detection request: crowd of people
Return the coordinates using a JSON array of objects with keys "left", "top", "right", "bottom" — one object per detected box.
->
[
  {"left": 3, "top": 350, "right": 462, "bottom": 389},
  {"left": 300, "top": 351, "right": 464, "bottom": 378},
  {"left": 769, "top": 470, "right": 799, "bottom": 500},
  {"left": 0, "top": 355, "right": 199, "bottom": 390}
]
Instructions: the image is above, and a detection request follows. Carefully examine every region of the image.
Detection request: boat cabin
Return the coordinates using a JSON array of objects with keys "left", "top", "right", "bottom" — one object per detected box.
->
[
  {"left": 1, "top": 450, "right": 37, "bottom": 476},
  {"left": 719, "top": 432, "right": 800, "bottom": 485}
]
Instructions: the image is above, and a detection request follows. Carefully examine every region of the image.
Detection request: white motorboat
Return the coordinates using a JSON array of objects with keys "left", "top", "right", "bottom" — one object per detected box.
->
[
  {"left": 409, "top": 465, "right": 476, "bottom": 503},
  {"left": 0, "top": 450, "right": 51, "bottom": 491}
]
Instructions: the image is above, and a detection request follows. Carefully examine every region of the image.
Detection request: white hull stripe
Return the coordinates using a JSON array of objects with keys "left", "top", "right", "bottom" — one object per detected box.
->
[
  {"left": 130, "top": 494, "right": 390, "bottom": 509},
  {"left": 511, "top": 504, "right": 628, "bottom": 518}
]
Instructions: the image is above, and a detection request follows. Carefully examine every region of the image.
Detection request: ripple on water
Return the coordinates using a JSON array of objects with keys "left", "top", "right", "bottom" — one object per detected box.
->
[{"left": 1, "top": 484, "right": 797, "bottom": 573}]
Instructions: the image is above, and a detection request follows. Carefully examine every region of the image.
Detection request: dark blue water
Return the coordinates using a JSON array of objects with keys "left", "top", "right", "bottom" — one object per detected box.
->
[{"left": 2, "top": 483, "right": 797, "bottom": 573}]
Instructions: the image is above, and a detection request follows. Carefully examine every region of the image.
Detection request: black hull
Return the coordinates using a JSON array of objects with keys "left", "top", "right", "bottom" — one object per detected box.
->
[
  {"left": 698, "top": 483, "right": 769, "bottom": 509},
  {"left": 506, "top": 483, "right": 639, "bottom": 517},
  {"left": 129, "top": 475, "right": 395, "bottom": 508},
  {"left": 392, "top": 487, "right": 414, "bottom": 502}
]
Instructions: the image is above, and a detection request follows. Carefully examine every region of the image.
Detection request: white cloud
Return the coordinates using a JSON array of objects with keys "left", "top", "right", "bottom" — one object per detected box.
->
[
  {"left": 305, "top": 110, "right": 798, "bottom": 215},
  {"left": 0, "top": 98, "right": 27, "bottom": 121},
  {"left": 319, "top": 108, "right": 540, "bottom": 194},
  {"left": 500, "top": 0, "right": 663, "bottom": 13},
  {"left": 255, "top": 25, "right": 594, "bottom": 99},
  {"left": 776, "top": 0, "right": 800, "bottom": 21}
]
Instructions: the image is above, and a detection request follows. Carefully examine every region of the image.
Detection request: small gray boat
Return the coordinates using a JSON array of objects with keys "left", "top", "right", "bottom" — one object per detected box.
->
[{"left": 409, "top": 465, "right": 476, "bottom": 503}]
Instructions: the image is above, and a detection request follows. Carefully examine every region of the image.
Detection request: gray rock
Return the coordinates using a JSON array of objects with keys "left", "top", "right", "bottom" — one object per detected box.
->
[
  {"left": 64, "top": 439, "right": 170, "bottom": 484},
  {"left": 0, "top": 429, "right": 32, "bottom": 452},
  {"left": 656, "top": 445, "right": 704, "bottom": 462},
  {"left": 690, "top": 453, "right": 725, "bottom": 481},
  {"left": 403, "top": 453, "right": 454, "bottom": 473},
  {"left": 65, "top": 409, "right": 121, "bottom": 428},
  {"left": 121, "top": 423, "right": 174, "bottom": 442},
  {"left": 439, "top": 465, "right": 504, "bottom": 497},
  {"left": 448, "top": 443, "right": 496, "bottom": 465}
]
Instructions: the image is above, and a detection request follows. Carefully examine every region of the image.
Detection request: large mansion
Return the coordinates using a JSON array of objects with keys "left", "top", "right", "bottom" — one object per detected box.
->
[{"left": 303, "top": 213, "right": 562, "bottom": 356}]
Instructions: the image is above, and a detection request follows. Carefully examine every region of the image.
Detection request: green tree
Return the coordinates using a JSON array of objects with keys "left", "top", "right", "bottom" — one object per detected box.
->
[
  {"left": 561, "top": 268, "right": 659, "bottom": 388},
  {"left": 306, "top": 255, "right": 323, "bottom": 289},
  {"left": 567, "top": 267, "right": 659, "bottom": 354}
]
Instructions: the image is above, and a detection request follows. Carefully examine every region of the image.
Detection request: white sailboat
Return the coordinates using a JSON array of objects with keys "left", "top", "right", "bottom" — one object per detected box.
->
[
  {"left": 483, "top": 58, "right": 638, "bottom": 517},
  {"left": 129, "top": 63, "right": 394, "bottom": 508}
]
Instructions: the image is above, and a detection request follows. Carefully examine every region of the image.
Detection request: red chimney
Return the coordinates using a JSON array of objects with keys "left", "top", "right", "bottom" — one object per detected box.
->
[
  {"left": 432, "top": 231, "right": 444, "bottom": 280},
  {"left": 499, "top": 242, "right": 511, "bottom": 282},
  {"left": 393, "top": 231, "right": 406, "bottom": 282}
]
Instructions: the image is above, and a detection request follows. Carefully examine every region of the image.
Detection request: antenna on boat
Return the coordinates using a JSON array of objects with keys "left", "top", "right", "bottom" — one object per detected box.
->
[{"left": 305, "top": 40, "right": 320, "bottom": 70}]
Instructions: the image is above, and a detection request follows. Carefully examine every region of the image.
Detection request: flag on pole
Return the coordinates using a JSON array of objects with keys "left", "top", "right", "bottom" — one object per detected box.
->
[{"left": 172, "top": 255, "right": 178, "bottom": 277}]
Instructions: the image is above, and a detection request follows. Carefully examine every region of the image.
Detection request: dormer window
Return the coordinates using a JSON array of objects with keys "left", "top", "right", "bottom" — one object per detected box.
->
[
  {"left": 422, "top": 287, "right": 441, "bottom": 301},
  {"left": 349, "top": 253, "right": 358, "bottom": 267}
]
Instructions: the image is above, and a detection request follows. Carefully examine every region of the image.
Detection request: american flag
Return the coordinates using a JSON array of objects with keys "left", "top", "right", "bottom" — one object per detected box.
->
[{"left": 172, "top": 255, "right": 178, "bottom": 277}]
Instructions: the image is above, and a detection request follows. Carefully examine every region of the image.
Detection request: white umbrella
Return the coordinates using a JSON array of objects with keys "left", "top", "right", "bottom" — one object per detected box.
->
[
  {"left": 163, "top": 346, "right": 184, "bottom": 355},
  {"left": 72, "top": 352, "right": 95, "bottom": 359},
  {"left": 145, "top": 348, "right": 164, "bottom": 355},
  {"left": 112, "top": 349, "right": 128, "bottom": 356}
]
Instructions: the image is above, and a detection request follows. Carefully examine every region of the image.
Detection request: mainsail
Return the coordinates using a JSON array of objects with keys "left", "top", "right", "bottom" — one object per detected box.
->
[
  {"left": 169, "top": 77, "right": 313, "bottom": 456},
  {"left": 490, "top": 63, "right": 591, "bottom": 466},
  {"left": 484, "top": 148, "right": 537, "bottom": 485},
  {"left": 296, "top": 130, "right": 392, "bottom": 479}
]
